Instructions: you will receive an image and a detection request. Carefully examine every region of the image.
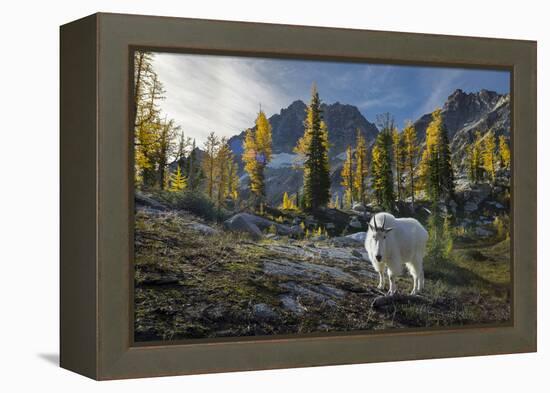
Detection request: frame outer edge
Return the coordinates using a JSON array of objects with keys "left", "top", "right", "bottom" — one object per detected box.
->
[
  {"left": 60, "top": 13, "right": 99, "bottom": 379},
  {"left": 517, "top": 41, "right": 537, "bottom": 351},
  {"left": 92, "top": 13, "right": 537, "bottom": 379}
]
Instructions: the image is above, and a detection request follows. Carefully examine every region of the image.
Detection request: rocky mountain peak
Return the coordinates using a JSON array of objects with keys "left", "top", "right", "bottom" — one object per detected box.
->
[
  {"left": 414, "top": 89, "right": 509, "bottom": 143},
  {"left": 228, "top": 99, "right": 379, "bottom": 157},
  {"left": 443, "top": 88, "right": 501, "bottom": 118},
  {"left": 226, "top": 88, "right": 509, "bottom": 205},
  {"left": 285, "top": 99, "right": 307, "bottom": 111}
]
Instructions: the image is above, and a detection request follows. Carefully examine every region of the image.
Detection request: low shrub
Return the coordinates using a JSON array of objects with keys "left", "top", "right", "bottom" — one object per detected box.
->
[
  {"left": 493, "top": 214, "right": 510, "bottom": 240},
  {"left": 152, "top": 190, "right": 230, "bottom": 222},
  {"left": 426, "top": 210, "right": 454, "bottom": 264}
]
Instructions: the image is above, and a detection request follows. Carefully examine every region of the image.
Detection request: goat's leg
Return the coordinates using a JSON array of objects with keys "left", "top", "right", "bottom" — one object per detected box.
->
[
  {"left": 377, "top": 271, "right": 385, "bottom": 290},
  {"left": 405, "top": 262, "right": 418, "bottom": 295},
  {"left": 418, "top": 269, "right": 425, "bottom": 292},
  {"left": 410, "top": 272, "right": 418, "bottom": 295},
  {"left": 387, "top": 270, "right": 397, "bottom": 296},
  {"left": 415, "top": 254, "right": 425, "bottom": 292}
]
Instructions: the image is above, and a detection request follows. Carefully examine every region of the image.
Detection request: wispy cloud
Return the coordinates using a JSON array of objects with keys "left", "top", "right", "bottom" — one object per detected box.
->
[
  {"left": 153, "top": 53, "right": 293, "bottom": 147},
  {"left": 151, "top": 53, "right": 509, "bottom": 142},
  {"left": 354, "top": 65, "right": 410, "bottom": 116},
  {"left": 415, "top": 69, "right": 465, "bottom": 118},
  {"left": 358, "top": 91, "right": 410, "bottom": 110}
]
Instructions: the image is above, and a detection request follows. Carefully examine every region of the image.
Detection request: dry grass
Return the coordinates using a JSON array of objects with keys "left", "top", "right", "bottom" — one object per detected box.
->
[{"left": 134, "top": 209, "right": 511, "bottom": 342}]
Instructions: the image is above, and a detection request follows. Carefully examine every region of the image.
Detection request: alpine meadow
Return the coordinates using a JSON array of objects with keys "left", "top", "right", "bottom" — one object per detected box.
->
[{"left": 132, "top": 51, "right": 512, "bottom": 342}]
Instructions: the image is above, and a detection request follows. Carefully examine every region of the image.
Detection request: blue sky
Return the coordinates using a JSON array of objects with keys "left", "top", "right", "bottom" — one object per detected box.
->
[{"left": 152, "top": 52, "right": 510, "bottom": 146}]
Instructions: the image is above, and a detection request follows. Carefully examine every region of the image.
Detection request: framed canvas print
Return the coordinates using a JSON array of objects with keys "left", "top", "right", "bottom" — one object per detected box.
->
[{"left": 60, "top": 13, "right": 537, "bottom": 380}]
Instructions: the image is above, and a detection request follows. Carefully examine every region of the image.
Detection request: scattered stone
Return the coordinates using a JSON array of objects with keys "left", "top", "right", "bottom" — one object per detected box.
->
[
  {"left": 305, "top": 215, "right": 317, "bottom": 227},
  {"left": 352, "top": 202, "right": 366, "bottom": 212},
  {"left": 326, "top": 222, "right": 336, "bottom": 230},
  {"left": 448, "top": 199, "right": 458, "bottom": 212},
  {"left": 140, "top": 275, "right": 179, "bottom": 286},
  {"left": 349, "top": 217, "right": 362, "bottom": 229},
  {"left": 464, "top": 201, "right": 478, "bottom": 213},
  {"left": 224, "top": 213, "right": 292, "bottom": 237},
  {"left": 205, "top": 304, "right": 226, "bottom": 321},
  {"left": 263, "top": 259, "right": 354, "bottom": 281},
  {"left": 465, "top": 249, "right": 489, "bottom": 261},
  {"left": 289, "top": 225, "right": 304, "bottom": 237},
  {"left": 371, "top": 294, "right": 428, "bottom": 309},
  {"left": 224, "top": 214, "right": 263, "bottom": 240},
  {"left": 437, "top": 202, "right": 450, "bottom": 215},
  {"left": 187, "top": 223, "right": 219, "bottom": 236},
  {"left": 331, "top": 236, "right": 362, "bottom": 247},
  {"left": 279, "top": 295, "right": 306, "bottom": 315},
  {"left": 252, "top": 303, "right": 278, "bottom": 322},
  {"left": 280, "top": 282, "right": 327, "bottom": 301},
  {"left": 311, "top": 235, "right": 326, "bottom": 241},
  {"left": 475, "top": 227, "right": 493, "bottom": 237},
  {"left": 135, "top": 192, "right": 168, "bottom": 211},
  {"left": 346, "top": 231, "right": 367, "bottom": 243},
  {"left": 316, "top": 283, "right": 346, "bottom": 299}
]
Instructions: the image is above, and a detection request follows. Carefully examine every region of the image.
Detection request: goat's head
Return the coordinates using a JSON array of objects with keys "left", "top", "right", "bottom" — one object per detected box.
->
[{"left": 368, "top": 214, "right": 394, "bottom": 262}]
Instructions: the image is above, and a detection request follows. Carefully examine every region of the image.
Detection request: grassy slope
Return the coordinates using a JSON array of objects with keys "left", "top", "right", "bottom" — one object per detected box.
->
[{"left": 134, "top": 209, "right": 511, "bottom": 342}]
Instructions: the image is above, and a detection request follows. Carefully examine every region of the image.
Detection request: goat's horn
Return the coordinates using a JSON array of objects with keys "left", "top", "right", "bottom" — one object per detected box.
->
[
  {"left": 373, "top": 214, "right": 378, "bottom": 231},
  {"left": 382, "top": 215, "right": 386, "bottom": 230}
]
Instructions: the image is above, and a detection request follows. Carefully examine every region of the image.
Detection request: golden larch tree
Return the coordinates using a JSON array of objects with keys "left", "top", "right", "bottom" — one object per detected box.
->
[
  {"left": 499, "top": 135, "right": 511, "bottom": 170},
  {"left": 402, "top": 122, "right": 418, "bottom": 208},
  {"left": 340, "top": 145, "right": 354, "bottom": 208},
  {"left": 227, "top": 160, "right": 240, "bottom": 200},
  {"left": 242, "top": 110, "right": 273, "bottom": 205},
  {"left": 392, "top": 127, "right": 405, "bottom": 201},
  {"left": 281, "top": 192, "right": 298, "bottom": 210},
  {"left": 354, "top": 130, "right": 368, "bottom": 205},
  {"left": 169, "top": 166, "right": 187, "bottom": 192},
  {"left": 215, "top": 139, "right": 232, "bottom": 206},
  {"left": 466, "top": 131, "right": 484, "bottom": 183},
  {"left": 482, "top": 130, "right": 497, "bottom": 183},
  {"left": 202, "top": 132, "right": 220, "bottom": 199}
]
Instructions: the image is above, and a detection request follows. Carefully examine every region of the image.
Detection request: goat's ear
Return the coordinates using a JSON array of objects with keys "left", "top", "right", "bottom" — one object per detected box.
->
[{"left": 384, "top": 227, "right": 394, "bottom": 233}]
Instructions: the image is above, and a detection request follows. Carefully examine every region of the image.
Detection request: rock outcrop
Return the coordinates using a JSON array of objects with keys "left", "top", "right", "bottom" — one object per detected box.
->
[{"left": 224, "top": 213, "right": 293, "bottom": 239}]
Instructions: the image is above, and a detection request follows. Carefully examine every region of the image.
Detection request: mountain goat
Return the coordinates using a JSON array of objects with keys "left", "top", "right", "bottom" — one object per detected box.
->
[{"left": 364, "top": 212, "right": 428, "bottom": 295}]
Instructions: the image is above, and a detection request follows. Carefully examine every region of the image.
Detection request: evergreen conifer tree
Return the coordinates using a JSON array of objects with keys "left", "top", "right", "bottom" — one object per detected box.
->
[
  {"left": 186, "top": 139, "right": 203, "bottom": 190},
  {"left": 420, "top": 109, "right": 454, "bottom": 201},
  {"left": 298, "top": 85, "right": 331, "bottom": 210},
  {"left": 371, "top": 113, "right": 395, "bottom": 211}
]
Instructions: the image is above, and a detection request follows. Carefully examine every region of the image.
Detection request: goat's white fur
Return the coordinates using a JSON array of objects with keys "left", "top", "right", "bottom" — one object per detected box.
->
[{"left": 364, "top": 212, "right": 428, "bottom": 295}]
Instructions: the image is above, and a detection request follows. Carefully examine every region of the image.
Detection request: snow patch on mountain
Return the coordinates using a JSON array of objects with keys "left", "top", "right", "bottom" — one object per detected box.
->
[{"left": 267, "top": 153, "right": 303, "bottom": 169}]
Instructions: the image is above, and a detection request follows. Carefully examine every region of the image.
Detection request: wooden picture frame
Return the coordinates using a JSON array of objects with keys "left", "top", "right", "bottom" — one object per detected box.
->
[{"left": 60, "top": 12, "right": 537, "bottom": 380}]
